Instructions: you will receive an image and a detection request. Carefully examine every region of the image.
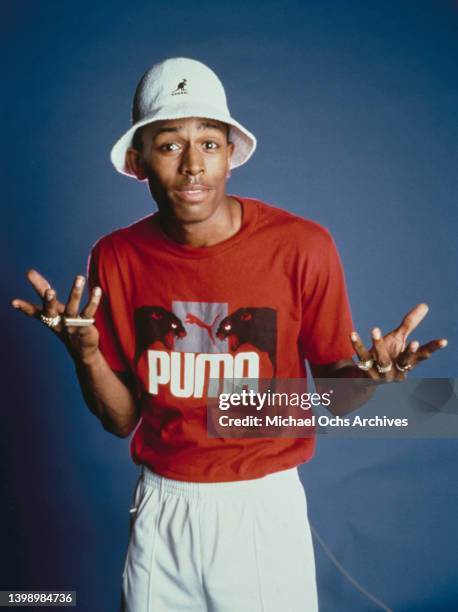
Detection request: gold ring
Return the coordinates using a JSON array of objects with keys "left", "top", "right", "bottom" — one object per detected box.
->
[
  {"left": 356, "top": 358, "right": 374, "bottom": 371},
  {"left": 376, "top": 362, "right": 392, "bottom": 374},
  {"left": 40, "top": 314, "right": 61, "bottom": 328},
  {"left": 395, "top": 362, "right": 413, "bottom": 373}
]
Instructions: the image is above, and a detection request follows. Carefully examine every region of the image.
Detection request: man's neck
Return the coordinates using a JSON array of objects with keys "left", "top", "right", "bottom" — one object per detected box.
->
[{"left": 159, "top": 197, "right": 242, "bottom": 247}]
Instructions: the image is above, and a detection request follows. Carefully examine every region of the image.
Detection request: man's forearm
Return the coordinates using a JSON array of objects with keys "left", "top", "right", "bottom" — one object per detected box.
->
[
  {"left": 74, "top": 349, "right": 139, "bottom": 437},
  {"left": 313, "top": 361, "right": 376, "bottom": 416},
  {"left": 327, "top": 364, "right": 376, "bottom": 415}
]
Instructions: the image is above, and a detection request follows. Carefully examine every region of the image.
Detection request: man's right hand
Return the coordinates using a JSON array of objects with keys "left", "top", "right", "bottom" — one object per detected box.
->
[{"left": 11, "top": 269, "right": 102, "bottom": 364}]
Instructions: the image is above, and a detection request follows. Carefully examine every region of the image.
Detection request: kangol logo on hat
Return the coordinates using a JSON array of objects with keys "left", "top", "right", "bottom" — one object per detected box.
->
[
  {"left": 171, "top": 78, "right": 188, "bottom": 95},
  {"left": 110, "top": 57, "right": 257, "bottom": 179}
]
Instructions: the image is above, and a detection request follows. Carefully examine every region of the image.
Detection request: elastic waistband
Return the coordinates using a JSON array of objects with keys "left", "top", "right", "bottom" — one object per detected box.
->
[{"left": 141, "top": 466, "right": 300, "bottom": 500}]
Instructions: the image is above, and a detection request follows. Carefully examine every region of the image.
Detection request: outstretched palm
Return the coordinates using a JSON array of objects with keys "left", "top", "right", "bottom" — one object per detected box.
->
[
  {"left": 351, "top": 303, "right": 447, "bottom": 381},
  {"left": 11, "top": 269, "right": 102, "bottom": 362}
]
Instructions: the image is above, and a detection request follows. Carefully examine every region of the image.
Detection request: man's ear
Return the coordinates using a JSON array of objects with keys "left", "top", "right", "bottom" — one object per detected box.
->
[{"left": 125, "top": 148, "right": 147, "bottom": 181}]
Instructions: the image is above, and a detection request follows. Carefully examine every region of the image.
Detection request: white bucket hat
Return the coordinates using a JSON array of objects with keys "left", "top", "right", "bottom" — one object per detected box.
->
[{"left": 110, "top": 57, "right": 257, "bottom": 178}]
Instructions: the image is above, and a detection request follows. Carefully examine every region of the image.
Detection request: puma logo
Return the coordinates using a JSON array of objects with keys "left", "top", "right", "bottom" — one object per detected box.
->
[{"left": 185, "top": 312, "right": 221, "bottom": 345}]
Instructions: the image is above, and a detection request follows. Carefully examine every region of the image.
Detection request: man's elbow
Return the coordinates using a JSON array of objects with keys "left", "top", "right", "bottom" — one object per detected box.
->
[{"left": 101, "top": 416, "right": 139, "bottom": 438}]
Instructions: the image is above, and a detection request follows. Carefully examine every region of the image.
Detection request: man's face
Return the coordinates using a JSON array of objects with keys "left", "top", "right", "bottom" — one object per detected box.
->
[{"left": 128, "top": 117, "right": 234, "bottom": 224}]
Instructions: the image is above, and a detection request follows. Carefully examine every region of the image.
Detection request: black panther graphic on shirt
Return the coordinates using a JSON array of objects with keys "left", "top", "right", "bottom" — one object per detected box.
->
[{"left": 133, "top": 303, "right": 277, "bottom": 398}]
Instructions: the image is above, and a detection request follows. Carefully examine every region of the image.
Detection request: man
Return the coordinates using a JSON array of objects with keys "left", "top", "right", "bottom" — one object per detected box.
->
[{"left": 12, "top": 58, "right": 447, "bottom": 611}]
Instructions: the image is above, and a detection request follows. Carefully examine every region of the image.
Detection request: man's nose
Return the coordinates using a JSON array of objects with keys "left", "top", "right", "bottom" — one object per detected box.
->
[{"left": 179, "top": 144, "right": 204, "bottom": 177}]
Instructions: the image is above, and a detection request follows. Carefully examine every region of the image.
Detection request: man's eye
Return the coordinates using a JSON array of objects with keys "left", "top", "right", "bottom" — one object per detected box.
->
[
  {"left": 160, "top": 143, "right": 180, "bottom": 152},
  {"left": 204, "top": 141, "right": 219, "bottom": 150}
]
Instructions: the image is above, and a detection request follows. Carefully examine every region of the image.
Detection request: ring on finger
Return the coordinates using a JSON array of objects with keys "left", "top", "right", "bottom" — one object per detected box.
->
[
  {"left": 356, "top": 358, "right": 374, "bottom": 371},
  {"left": 395, "top": 362, "right": 413, "bottom": 373},
  {"left": 62, "top": 316, "right": 95, "bottom": 327},
  {"left": 40, "top": 314, "right": 61, "bottom": 328},
  {"left": 376, "top": 362, "right": 392, "bottom": 374}
]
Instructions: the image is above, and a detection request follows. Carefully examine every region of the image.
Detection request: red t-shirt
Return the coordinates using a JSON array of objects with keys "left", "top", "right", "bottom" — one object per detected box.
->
[{"left": 87, "top": 196, "right": 354, "bottom": 482}]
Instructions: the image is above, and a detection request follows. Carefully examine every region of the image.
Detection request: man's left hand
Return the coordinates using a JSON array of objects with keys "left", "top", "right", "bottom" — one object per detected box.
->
[{"left": 351, "top": 303, "right": 448, "bottom": 381}]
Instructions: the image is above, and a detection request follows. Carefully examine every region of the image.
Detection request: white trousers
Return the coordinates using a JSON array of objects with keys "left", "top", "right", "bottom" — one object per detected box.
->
[{"left": 121, "top": 466, "right": 318, "bottom": 612}]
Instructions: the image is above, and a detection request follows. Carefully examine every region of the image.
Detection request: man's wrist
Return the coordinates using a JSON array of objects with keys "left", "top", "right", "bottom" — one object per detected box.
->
[
  {"left": 334, "top": 363, "right": 371, "bottom": 379},
  {"left": 74, "top": 348, "right": 102, "bottom": 369}
]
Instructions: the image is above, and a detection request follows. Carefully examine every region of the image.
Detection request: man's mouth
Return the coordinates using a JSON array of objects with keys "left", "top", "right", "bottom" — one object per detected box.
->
[
  {"left": 177, "top": 184, "right": 210, "bottom": 191},
  {"left": 174, "top": 185, "right": 212, "bottom": 202}
]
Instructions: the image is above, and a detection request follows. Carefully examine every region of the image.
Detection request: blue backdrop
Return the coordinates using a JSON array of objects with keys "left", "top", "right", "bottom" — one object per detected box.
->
[{"left": 2, "top": 1, "right": 457, "bottom": 610}]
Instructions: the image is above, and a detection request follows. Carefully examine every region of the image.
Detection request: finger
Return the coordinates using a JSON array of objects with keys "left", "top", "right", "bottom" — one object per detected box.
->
[
  {"left": 11, "top": 299, "right": 41, "bottom": 318},
  {"left": 42, "top": 288, "right": 60, "bottom": 318},
  {"left": 80, "top": 286, "right": 102, "bottom": 319},
  {"left": 411, "top": 338, "right": 448, "bottom": 364},
  {"left": 372, "top": 328, "right": 394, "bottom": 381},
  {"left": 394, "top": 340, "right": 420, "bottom": 374},
  {"left": 350, "top": 331, "right": 372, "bottom": 361},
  {"left": 42, "top": 286, "right": 66, "bottom": 315},
  {"left": 395, "top": 303, "right": 429, "bottom": 338},
  {"left": 40, "top": 288, "right": 66, "bottom": 333},
  {"left": 396, "top": 340, "right": 419, "bottom": 366},
  {"left": 350, "top": 331, "right": 379, "bottom": 378},
  {"left": 26, "top": 269, "right": 52, "bottom": 299},
  {"left": 64, "top": 275, "right": 86, "bottom": 317}
]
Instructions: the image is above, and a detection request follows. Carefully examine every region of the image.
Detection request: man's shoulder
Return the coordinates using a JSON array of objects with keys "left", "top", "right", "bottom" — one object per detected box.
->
[
  {"left": 90, "top": 213, "right": 157, "bottom": 255},
  {"left": 242, "top": 196, "right": 335, "bottom": 246}
]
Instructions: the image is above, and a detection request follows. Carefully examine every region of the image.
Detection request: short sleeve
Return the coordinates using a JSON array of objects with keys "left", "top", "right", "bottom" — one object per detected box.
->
[
  {"left": 299, "top": 229, "right": 355, "bottom": 365},
  {"left": 87, "top": 239, "right": 130, "bottom": 374}
]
